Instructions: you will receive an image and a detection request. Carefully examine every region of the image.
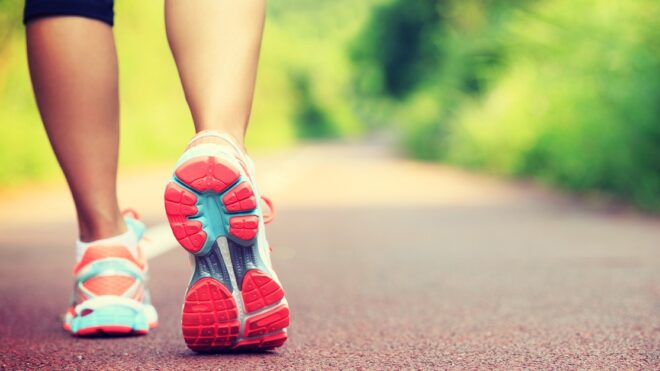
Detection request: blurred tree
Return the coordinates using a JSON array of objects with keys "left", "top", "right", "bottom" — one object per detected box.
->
[
  {"left": 0, "top": 1, "right": 20, "bottom": 53},
  {"left": 290, "top": 71, "right": 336, "bottom": 139},
  {"left": 351, "top": 0, "right": 660, "bottom": 210},
  {"left": 350, "top": 0, "right": 445, "bottom": 98}
]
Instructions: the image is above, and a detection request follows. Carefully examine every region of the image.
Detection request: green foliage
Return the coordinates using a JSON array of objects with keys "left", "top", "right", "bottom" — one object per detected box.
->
[
  {"left": 290, "top": 72, "right": 337, "bottom": 139},
  {"left": 351, "top": 0, "right": 444, "bottom": 98},
  {"left": 352, "top": 0, "right": 660, "bottom": 210},
  {"left": 352, "top": 0, "right": 518, "bottom": 158}
]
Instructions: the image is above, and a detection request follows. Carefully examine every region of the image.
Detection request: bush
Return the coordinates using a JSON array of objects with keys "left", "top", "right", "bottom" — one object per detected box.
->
[
  {"left": 448, "top": 0, "right": 660, "bottom": 209},
  {"left": 352, "top": 0, "right": 660, "bottom": 210}
]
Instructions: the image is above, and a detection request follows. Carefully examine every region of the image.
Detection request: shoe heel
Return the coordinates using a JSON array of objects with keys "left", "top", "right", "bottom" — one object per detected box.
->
[
  {"left": 165, "top": 156, "right": 260, "bottom": 256},
  {"left": 71, "top": 304, "right": 149, "bottom": 336}
]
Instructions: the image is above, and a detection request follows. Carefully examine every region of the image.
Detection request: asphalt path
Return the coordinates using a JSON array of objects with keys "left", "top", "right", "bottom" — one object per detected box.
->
[{"left": 0, "top": 143, "right": 658, "bottom": 369}]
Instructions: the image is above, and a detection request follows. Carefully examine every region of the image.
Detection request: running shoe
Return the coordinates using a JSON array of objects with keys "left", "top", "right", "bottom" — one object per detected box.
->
[
  {"left": 64, "top": 211, "right": 159, "bottom": 336},
  {"left": 164, "top": 132, "right": 289, "bottom": 352}
]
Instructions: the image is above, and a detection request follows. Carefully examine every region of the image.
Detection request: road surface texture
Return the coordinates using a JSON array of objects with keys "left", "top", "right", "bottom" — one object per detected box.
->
[{"left": 1, "top": 142, "right": 659, "bottom": 369}]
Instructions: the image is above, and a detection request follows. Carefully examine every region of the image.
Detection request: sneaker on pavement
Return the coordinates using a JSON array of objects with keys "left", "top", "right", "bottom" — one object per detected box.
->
[
  {"left": 164, "top": 131, "right": 289, "bottom": 352},
  {"left": 64, "top": 211, "right": 159, "bottom": 336}
]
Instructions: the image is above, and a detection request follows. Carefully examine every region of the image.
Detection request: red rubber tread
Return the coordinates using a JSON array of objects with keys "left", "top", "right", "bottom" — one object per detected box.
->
[
  {"left": 164, "top": 182, "right": 207, "bottom": 253},
  {"left": 228, "top": 215, "right": 259, "bottom": 241},
  {"left": 243, "top": 304, "right": 290, "bottom": 338},
  {"left": 241, "top": 270, "right": 286, "bottom": 313},
  {"left": 233, "top": 332, "right": 288, "bottom": 350},
  {"left": 182, "top": 278, "right": 240, "bottom": 352},
  {"left": 175, "top": 157, "right": 239, "bottom": 193},
  {"left": 222, "top": 182, "right": 257, "bottom": 213}
]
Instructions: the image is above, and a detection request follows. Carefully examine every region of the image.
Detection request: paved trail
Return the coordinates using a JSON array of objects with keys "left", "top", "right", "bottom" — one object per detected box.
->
[{"left": 1, "top": 143, "right": 658, "bottom": 369}]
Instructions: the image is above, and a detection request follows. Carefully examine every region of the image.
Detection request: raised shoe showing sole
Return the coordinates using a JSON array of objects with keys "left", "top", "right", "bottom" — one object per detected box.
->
[{"left": 165, "top": 150, "right": 289, "bottom": 352}]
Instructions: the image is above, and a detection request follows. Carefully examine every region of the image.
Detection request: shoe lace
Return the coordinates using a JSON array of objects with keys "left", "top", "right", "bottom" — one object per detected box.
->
[
  {"left": 261, "top": 196, "right": 276, "bottom": 252},
  {"left": 261, "top": 196, "right": 275, "bottom": 224},
  {"left": 121, "top": 208, "right": 141, "bottom": 220}
]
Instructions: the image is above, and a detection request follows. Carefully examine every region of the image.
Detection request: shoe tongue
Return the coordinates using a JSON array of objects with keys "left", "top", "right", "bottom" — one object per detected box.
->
[{"left": 124, "top": 215, "right": 146, "bottom": 240}]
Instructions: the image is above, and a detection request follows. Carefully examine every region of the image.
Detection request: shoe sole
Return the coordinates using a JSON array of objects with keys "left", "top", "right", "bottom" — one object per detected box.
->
[
  {"left": 65, "top": 301, "right": 158, "bottom": 336},
  {"left": 165, "top": 155, "right": 289, "bottom": 352}
]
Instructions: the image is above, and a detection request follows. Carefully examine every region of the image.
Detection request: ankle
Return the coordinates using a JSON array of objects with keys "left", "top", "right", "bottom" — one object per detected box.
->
[{"left": 78, "top": 213, "right": 127, "bottom": 242}]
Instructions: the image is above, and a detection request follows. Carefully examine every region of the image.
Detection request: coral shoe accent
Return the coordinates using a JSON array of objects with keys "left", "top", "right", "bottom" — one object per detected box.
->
[{"left": 74, "top": 245, "right": 146, "bottom": 274}]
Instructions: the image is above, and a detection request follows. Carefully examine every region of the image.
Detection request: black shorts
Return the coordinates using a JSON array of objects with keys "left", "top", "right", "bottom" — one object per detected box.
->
[{"left": 24, "top": 0, "right": 115, "bottom": 26}]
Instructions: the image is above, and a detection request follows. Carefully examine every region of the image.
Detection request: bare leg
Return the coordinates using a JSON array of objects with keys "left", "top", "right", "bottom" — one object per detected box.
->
[
  {"left": 165, "top": 0, "right": 266, "bottom": 148},
  {"left": 27, "top": 17, "right": 125, "bottom": 242}
]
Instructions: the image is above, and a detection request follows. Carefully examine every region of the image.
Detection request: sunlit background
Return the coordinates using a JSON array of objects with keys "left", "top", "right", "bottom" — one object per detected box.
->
[{"left": 0, "top": 0, "right": 658, "bottom": 210}]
